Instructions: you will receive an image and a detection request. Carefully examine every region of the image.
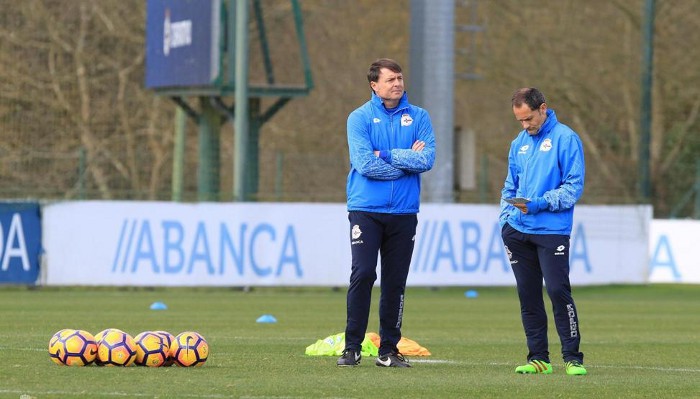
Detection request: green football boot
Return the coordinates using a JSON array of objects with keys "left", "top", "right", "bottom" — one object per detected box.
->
[
  {"left": 565, "top": 360, "right": 588, "bottom": 375},
  {"left": 515, "top": 359, "right": 552, "bottom": 374}
]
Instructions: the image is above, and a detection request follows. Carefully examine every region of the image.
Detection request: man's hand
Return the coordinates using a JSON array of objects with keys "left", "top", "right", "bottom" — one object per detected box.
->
[
  {"left": 514, "top": 197, "right": 548, "bottom": 215},
  {"left": 374, "top": 140, "right": 425, "bottom": 157},
  {"left": 514, "top": 203, "right": 528, "bottom": 214}
]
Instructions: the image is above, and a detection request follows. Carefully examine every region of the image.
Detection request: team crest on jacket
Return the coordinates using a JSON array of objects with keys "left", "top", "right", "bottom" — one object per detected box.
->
[
  {"left": 400, "top": 114, "right": 413, "bottom": 126},
  {"left": 540, "top": 138, "right": 553, "bottom": 152}
]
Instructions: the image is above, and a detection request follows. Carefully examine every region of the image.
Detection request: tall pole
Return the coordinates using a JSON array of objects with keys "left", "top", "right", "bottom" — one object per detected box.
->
[
  {"left": 233, "top": 0, "right": 250, "bottom": 201},
  {"left": 409, "top": 0, "right": 455, "bottom": 203},
  {"left": 198, "top": 97, "right": 221, "bottom": 201},
  {"left": 638, "top": 0, "right": 655, "bottom": 202},
  {"left": 172, "top": 106, "right": 186, "bottom": 201}
]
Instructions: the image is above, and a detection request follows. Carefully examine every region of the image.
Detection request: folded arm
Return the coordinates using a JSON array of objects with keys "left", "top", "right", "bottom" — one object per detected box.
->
[
  {"left": 375, "top": 112, "right": 436, "bottom": 174},
  {"left": 347, "top": 114, "right": 405, "bottom": 180}
]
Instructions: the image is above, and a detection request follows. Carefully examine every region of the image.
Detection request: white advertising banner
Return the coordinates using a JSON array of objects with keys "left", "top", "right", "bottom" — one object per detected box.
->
[
  {"left": 43, "top": 201, "right": 651, "bottom": 287},
  {"left": 43, "top": 201, "right": 349, "bottom": 286},
  {"left": 408, "top": 204, "right": 651, "bottom": 286},
  {"left": 648, "top": 220, "right": 700, "bottom": 283}
]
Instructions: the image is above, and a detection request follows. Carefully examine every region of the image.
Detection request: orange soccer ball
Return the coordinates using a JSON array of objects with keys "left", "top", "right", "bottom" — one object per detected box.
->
[
  {"left": 153, "top": 330, "right": 176, "bottom": 366},
  {"left": 48, "top": 329, "right": 97, "bottom": 366},
  {"left": 134, "top": 331, "right": 168, "bottom": 367},
  {"left": 170, "top": 331, "right": 209, "bottom": 367},
  {"left": 97, "top": 330, "right": 137, "bottom": 367}
]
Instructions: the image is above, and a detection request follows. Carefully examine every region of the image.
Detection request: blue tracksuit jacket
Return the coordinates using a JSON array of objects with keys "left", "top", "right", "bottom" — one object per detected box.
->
[
  {"left": 499, "top": 109, "right": 585, "bottom": 235},
  {"left": 346, "top": 92, "right": 436, "bottom": 214}
]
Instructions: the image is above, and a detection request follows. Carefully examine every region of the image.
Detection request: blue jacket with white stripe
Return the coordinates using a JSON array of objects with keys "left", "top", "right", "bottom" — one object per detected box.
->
[
  {"left": 500, "top": 109, "right": 585, "bottom": 235},
  {"left": 346, "top": 92, "right": 436, "bottom": 214}
]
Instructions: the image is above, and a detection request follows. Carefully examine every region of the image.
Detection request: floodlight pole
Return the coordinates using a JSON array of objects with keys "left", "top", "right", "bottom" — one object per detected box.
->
[{"left": 233, "top": 0, "right": 250, "bottom": 202}]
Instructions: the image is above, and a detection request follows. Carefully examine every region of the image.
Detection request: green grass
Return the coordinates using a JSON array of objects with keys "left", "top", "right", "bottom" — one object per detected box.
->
[{"left": 1, "top": 285, "right": 699, "bottom": 398}]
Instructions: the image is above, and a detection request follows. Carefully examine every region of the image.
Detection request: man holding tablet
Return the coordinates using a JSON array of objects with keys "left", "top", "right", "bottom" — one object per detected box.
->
[{"left": 499, "top": 87, "right": 587, "bottom": 376}]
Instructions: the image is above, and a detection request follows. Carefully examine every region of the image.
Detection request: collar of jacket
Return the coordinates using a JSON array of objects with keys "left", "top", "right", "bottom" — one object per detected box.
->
[
  {"left": 537, "top": 108, "right": 558, "bottom": 135},
  {"left": 371, "top": 91, "right": 409, "bottom": 114}
]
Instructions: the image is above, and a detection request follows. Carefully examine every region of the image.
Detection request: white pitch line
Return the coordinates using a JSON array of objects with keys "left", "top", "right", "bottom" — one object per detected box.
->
[
  {"left": 593, "top": 364, "right": 700, "bottom": 373},
  {"left": 411, "top": 359, "right": 461, "bottom": 364},
  {"left": 0, "top": 347, "right": 46, "bottom": 352},
  {"left": 0, "top": 389, "right": 350, "bottom": 399},
  {"left": 3, "top": 345, "right": 699, "bottom": 374},
  {"left": 0, "top": 390, "right": 327, "bottom": 399},
  {"left": 0, "top": 389, "right": 234, "bottom": 399},
  {"left": 411, "top": 359, "right": 700, "bottom": 373}
]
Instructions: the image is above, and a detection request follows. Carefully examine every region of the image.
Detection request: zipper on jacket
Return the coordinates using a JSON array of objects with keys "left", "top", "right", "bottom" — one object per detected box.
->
[
  {"left": 519, "top": 133, "right": 542, "bottom": 225},
  {"left": 387, "top": 112, "right": 395, "bottom": 208}
]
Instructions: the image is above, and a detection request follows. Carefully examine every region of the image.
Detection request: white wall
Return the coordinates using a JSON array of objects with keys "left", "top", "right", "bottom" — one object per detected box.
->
[{"left": 42, "top": 201, "right": 652, "bottom": 287}]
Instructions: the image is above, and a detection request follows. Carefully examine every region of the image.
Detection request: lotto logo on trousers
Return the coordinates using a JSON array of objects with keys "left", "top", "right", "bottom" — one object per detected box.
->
[{"left": 567, "top": 304, "right": 578, "bottom": 337}]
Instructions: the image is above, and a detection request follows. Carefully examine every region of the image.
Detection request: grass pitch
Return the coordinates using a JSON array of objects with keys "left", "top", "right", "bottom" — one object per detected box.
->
[{"left": 1, "top": 284, "right": 699, "bottom": 398}]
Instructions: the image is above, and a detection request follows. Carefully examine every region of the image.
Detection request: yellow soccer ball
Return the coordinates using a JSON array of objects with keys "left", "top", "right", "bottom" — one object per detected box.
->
[
  {"left": 48, "top": 329, "right": 97, "bottom": 366},
  {"left": 134, "top": 331, "right": 168, "bottom": 367},
  {"left": 170, "top": 331, "right": 209, "bottom": 367},
  {"left": 48, "top": 329, "right": 74, "bottom": 365},
  {"left": 153, "top": 330, "right": 176, "bottom": 366},
  {"left": 97, "top": 330, "right": 137, "bottom": 367}
]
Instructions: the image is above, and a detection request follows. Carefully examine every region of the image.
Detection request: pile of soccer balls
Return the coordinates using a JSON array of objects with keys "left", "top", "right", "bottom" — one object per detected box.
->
[{"left": 48, "top": 328, "right": 208, "bottom": 367}]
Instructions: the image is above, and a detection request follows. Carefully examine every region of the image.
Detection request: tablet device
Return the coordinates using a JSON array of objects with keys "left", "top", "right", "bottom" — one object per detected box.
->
[{"left": 503, "top": 197, "right": 531, "bottom": 205}]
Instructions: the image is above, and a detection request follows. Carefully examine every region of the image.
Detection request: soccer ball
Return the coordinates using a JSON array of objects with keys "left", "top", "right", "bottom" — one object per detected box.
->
[
  {"left": 62, "top": 330, "right": 98, "bottom": 366},
  {"left": 48, "top": 329, "right": 97, "bottom": 366},
  {"left": 170, "top": 331, "right": 209, "bottom": 367},
  {"left": 134, "top": 331, "right": 168, "bottom": 367},
  {"left": 48, "top": 329, "right": 74, "bottom": 365},
  {"left": 154, "top": 330, "right": 176, "bottom": 366},
  {"left": 97, "top": 330, "right": 137, "bottom": 367},
  {"left": 94, "top": 328, "right": 125, "bottom": 365},
  {"left": 94, "top": 328, "right": 123, "bottom": 345}
]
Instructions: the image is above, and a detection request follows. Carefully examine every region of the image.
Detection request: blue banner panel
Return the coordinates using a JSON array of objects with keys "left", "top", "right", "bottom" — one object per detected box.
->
[
  {"left": 0, "top": 202, "right": 41, "bottom": 284},
  {"left": 145, "top": 0, "right": 221, "bottom": 89}
]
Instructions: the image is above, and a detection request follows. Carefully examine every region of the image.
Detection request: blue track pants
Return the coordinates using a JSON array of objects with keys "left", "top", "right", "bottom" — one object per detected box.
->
[
  {"left": 501, "top": 223, "right": 584, "bottom": 363},
  {"left": 344, "top": 211, "right": 417, "bottom": 356}
]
